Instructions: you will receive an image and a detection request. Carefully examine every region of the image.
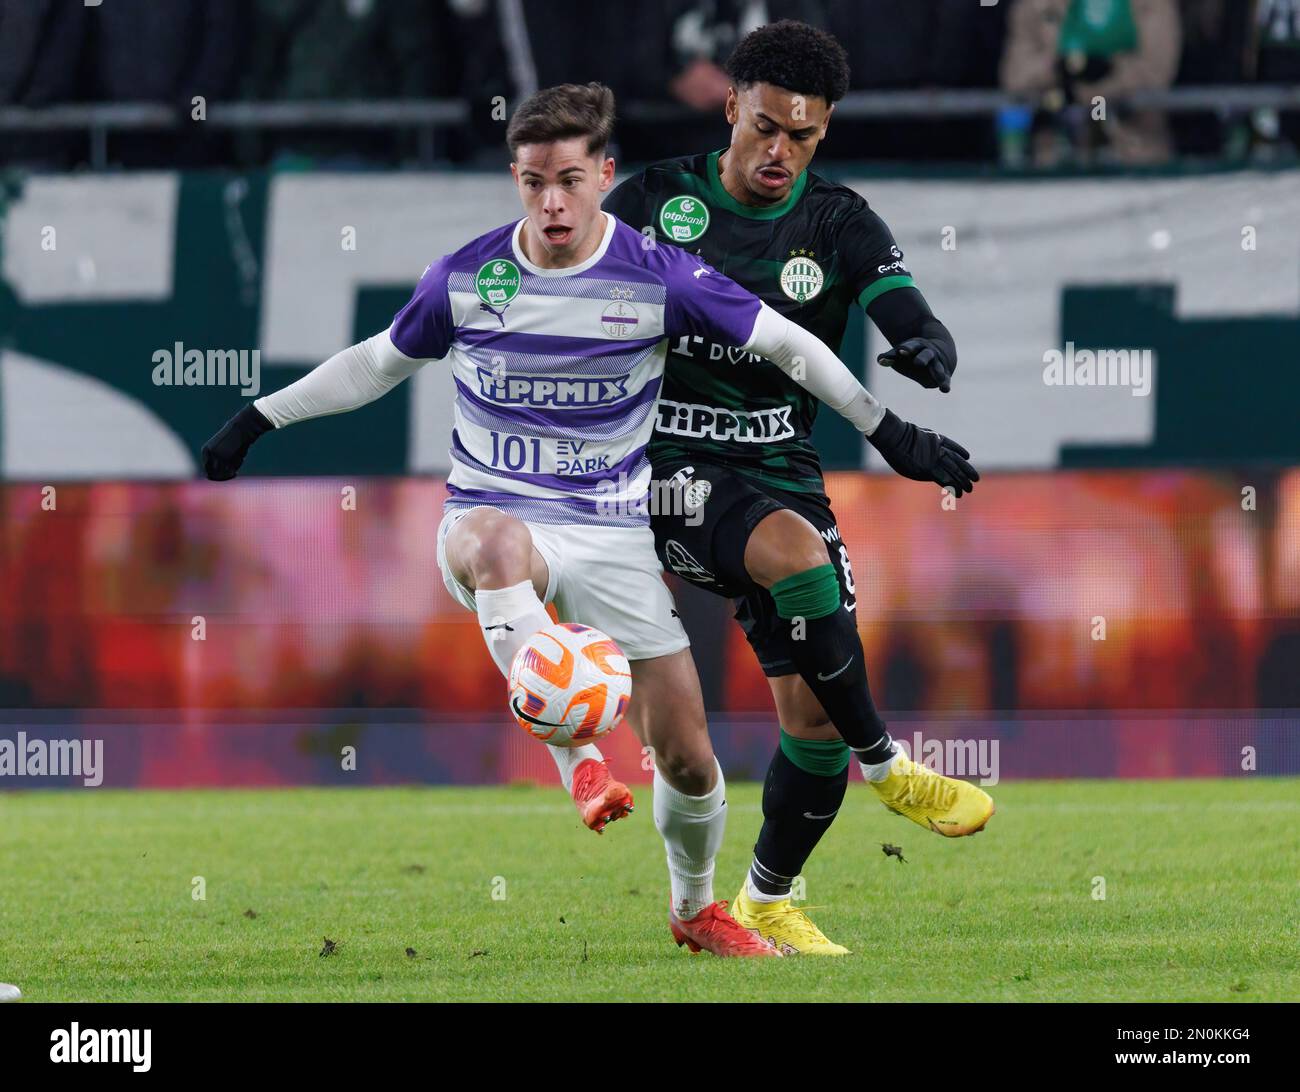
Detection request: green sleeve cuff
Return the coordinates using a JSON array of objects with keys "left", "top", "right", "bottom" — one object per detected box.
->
[{"left": 857, "top": 274, "right": 915, "bottom": 310}]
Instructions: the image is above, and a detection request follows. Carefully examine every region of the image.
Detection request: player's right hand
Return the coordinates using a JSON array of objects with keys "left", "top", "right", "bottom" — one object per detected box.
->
[
  {"left": 201, "top": 404, "right": 274, "bottom": 480},
  {"left": 877, "top": 337, "right": 953, "bottom": 392},
  {"left": 865, "top": 408, "right": 979, "bottom": 497}
]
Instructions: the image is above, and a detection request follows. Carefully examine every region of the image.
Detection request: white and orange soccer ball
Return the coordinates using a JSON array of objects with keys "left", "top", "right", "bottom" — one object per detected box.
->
[{"left": 508, "top": 622, "right": 632, "bottom": 746}]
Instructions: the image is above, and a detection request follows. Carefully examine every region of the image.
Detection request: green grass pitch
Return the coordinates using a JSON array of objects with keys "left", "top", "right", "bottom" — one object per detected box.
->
[{"left": 1, "top": 779, "right": 1297, "bottom": 1002}]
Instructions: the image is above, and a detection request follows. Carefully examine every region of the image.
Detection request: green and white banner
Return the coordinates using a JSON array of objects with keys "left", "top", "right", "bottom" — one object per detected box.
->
[{"left": 1, "top": 169, "right": 1297, "bottom": 478}]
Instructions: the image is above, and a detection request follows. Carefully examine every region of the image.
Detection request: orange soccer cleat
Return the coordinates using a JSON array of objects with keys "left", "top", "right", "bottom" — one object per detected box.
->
[
  {"left": 570, "top": 757, "right": 634, "bottom": 833},
  {"left": 669, "top": 901, "right": 782, "bottom": 957}
]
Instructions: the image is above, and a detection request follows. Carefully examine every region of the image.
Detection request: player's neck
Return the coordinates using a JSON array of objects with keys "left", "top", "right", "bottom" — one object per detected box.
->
[
  {"left": 716, "top": 148, "right": 784, "bottom": 210},
  {"left": 518, "top": 215, "right": 606, "bottom": 270}
]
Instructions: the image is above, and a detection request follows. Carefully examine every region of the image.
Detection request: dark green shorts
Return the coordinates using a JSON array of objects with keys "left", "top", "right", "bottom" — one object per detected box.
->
[{"left": 649, "top": 458, "right": 858, "bottom": 676}]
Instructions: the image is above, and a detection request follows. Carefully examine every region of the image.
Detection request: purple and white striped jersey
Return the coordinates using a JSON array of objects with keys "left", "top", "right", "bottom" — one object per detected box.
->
[{"left": 389, "top": 212, "right": 761, "bottom": 527}]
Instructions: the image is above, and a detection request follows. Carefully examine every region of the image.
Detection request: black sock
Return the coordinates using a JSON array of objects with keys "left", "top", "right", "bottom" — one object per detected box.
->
[
  {"left": 749, "top": 743, "right": 850, "bottom": 899},
  {"left": 786, "top": 610, "right": 895, "bottom": 765}
]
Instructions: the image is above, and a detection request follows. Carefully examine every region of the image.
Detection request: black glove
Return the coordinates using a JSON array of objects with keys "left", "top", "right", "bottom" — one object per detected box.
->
[
  {"left": 201, "top": 404, "right": 274, "bottom": 480},
  {"left": 866, "top": 408, "right": 979, "bottom": 496},
  {"left": 877, "top": 337, "right": 953, "bottom": 393}
]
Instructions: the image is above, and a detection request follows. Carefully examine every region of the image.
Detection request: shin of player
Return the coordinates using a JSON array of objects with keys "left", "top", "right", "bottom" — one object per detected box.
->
[
  {"left": 444, "top": 506, "right": 767, "bottom": 952},
  {"left": 621, "top": 652, "right": 725, "bottom": 923},
  {"left": 440, "top": 506, "right": 632, "bottom": 831}
]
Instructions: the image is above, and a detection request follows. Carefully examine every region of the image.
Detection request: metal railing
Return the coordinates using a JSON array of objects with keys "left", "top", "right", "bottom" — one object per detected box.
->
[{"left": 3, "top": 87, "right": 1298, "bottom": 169}]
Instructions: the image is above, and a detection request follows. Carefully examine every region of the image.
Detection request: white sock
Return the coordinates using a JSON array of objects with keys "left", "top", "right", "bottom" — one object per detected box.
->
[
  {"left": 745, "top": 873, "right": 789, "bottom": 904},
  {"left": 653, "top": 758, "right": 726, "bottom": 920},
  {"left": 473, "top": 580, "right": 602, "bottom": 790},
  {"left": 859, "top": 740, "right": 902, "bottom": 783},
  {"left": 548, "top": 744, "right": 605, "bottom": 793},
  {"left": 473, "top": 580, "right": 551, "bottom": 678}
]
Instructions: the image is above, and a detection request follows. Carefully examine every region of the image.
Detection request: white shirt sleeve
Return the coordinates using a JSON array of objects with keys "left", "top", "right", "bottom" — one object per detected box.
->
[
  {"left": 741, "top": 302, "right": 887, "bottom": 436},
  {"left": 253, "top": 328, "right": 430, "bottom": 429}
]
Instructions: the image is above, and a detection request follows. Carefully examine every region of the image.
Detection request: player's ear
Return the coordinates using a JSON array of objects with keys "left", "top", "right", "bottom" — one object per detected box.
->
[
  {"left": 724, "top": 86, "right": 739, "bottom": 125},
  {"left": 510, "top": 162, "right": 520, "bottom": 185},
  {"left": 598, "top": 155, "right": 615, "bottom": 191},
  {"left": 821, "top": 102, "right": 834, "bottom": 138}
]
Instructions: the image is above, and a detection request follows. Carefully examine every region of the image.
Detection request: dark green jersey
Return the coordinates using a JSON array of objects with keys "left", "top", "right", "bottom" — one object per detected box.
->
[{"left": 603, "top": 150, "right": 915, "bottom": 492}]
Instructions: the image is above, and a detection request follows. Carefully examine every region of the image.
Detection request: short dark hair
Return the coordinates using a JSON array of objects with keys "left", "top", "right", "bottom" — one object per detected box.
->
[
  {"left": 506, "top": 82, "right": 616, "bottom": 159},
  {"left": 724, "top": 20, "right": 850, "bottom": 105}
]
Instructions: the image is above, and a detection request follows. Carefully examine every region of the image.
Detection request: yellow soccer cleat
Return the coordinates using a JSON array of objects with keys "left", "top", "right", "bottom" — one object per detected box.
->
[
  {"left": 730, "top": 882, "right": 851, "bottom": 956},
  {"left": 870, "top": 752, "right": 995, "bottom": 836}
]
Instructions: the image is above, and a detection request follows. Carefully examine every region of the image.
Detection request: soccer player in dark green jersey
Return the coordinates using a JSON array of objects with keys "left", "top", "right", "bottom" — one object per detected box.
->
[{"left": 600, "top": 20, "right": 995, "bottom": 953}]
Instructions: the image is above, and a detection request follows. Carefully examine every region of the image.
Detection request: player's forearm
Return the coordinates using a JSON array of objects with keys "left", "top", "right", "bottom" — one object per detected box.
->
[
  {"left": 868, "top": 286, "right": 957, "bottom": 375},
  {"left": 253, "top": 329, "right": 425, "bottom": 428},
  {"left": 742, "top": 302, "right": 887, "bottom": 435}
]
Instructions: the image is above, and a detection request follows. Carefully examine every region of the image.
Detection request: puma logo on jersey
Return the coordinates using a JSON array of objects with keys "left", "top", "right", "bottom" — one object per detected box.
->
[{"left": 478, "top": 301, "right": 509, "bottom": 327}]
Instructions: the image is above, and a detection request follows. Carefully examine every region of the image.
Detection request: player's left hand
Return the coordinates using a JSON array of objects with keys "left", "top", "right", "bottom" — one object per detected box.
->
[
  {"left": 878, "top": 337, "right": 953, "bottom": 393},
  {"left": 201, "top": 404, "right": 274, "bottom": 481},
  {"left": 866, "top": 409, "right": 979, "bottom": 497}
]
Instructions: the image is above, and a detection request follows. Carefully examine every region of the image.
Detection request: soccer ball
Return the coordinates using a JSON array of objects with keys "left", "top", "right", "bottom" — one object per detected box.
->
[{"left": 508, "top": 622, "right": 632, "bottom": 746}]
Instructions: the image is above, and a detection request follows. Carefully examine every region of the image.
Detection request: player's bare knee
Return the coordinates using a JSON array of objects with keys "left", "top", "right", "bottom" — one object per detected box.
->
[
  {"left": 784, "top": 713, "right": 840, "bottom": 742},
  {"left": 463, "top": 512, "right": 534, "bottom": 588},
  {"left": 745, "top": 509, "right": 828, "bottom": 587},
  {"left": 654, "top": 741, "right": 716, "bottom": 796}
]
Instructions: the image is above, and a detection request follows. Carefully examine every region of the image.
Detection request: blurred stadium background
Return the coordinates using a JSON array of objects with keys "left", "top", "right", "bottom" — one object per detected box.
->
[{"left": 2, "top": 0, "right": 1298, "bottom": 789}]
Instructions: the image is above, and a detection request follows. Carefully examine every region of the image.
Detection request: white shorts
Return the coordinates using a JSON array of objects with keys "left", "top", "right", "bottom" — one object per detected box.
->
[{"left": 436, "top": 507, "right": 690, "bottom": 661}]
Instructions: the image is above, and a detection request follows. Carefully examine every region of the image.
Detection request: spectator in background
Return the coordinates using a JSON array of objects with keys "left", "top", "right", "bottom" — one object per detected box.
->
[
  {"left": 0, "top": 0, "right": 89, "bottom": 168},
  {"left": 1251, "top": 0, "right": 1300, "bottom": 152},
  {"left": 665, "top": 0, "right": 828, "bottom": 111},
  {"left": 451, "top": 1, "right": 827, "bottom": 163},
  {"left": 242, "top": 0, "right": 448, "bottom": 165},
  {"left": 655, "top": 0, "right": 1009, "bottom": 162},
  {"left": 1173, "top": 0, "right": 1254, "bottom": 157},
  {"left": 1256, "top": 0, "right": 1300, "bottom": 79},
  {"left": 453, "top": 0, "right": 1008, "bottom": 165},
  {"left": 453, "top": 0, "right": 712, "bottom": 163},
  {"left": 452, "top": 0, "right": 681, "bottom": 163},
  {"left": 822, "top": 0, "right": 1008, "bottom": 162},
  {"left": 245, "top": 0, "right": 444, "bottom": 101},
  {"left": 653, "top": 0, "right": 831, "bottom": 159},
  {"left": 90, "top": 0, "right": 250, "bottom": 167},
  {"left": 1001, "top": 0, "right": 1182, "bottom": 166}
]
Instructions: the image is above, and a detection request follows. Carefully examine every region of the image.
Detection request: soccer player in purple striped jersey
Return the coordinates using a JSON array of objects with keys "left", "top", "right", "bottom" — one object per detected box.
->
[{"left": 200, "top": 82, "right": 977, "bottom": 958}]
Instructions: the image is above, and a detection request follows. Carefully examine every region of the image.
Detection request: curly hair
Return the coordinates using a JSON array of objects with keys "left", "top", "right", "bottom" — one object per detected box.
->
[{"left": 723, "top": 20, "right": 850, "bottom": 104}]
